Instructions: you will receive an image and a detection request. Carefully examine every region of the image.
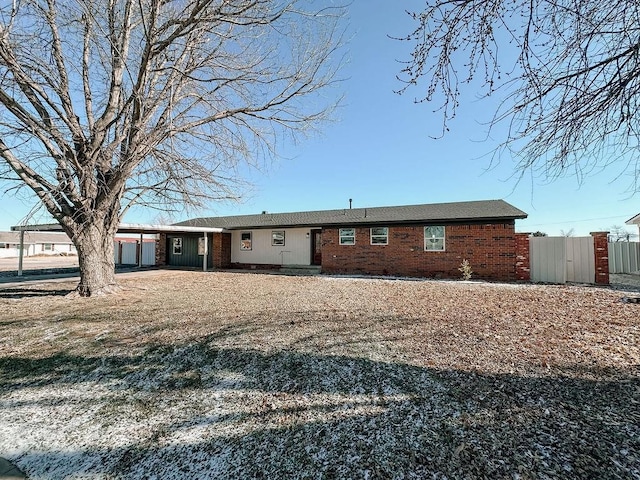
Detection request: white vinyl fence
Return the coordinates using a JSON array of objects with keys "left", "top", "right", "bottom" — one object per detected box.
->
[
  {"left": 608, "top": 242, "right": 640, "bottom": 274},
  {"left": 114, "top": 241, "right": 156, "bottom": 266},
  {"left": 530, "top": 236, "right": 595, "bottom": 284}
]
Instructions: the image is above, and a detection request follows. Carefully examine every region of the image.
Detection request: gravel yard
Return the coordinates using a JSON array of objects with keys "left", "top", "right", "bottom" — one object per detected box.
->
[{"left": 0, "top": 271, "right": 638, "bottom": 479}]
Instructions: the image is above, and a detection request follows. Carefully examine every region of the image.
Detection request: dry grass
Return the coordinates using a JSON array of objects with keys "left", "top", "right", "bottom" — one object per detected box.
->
[{"left": 0, "top": 271, "right": 638, "bottom": 479}]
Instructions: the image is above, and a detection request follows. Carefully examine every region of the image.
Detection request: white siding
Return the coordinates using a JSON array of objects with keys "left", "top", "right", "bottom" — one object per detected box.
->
[
  {"left": 231, "top": 228, "right": 312, "bottom": 266},
  {"left": 0, "top": 243, "right": 71, "bottom": 258}
]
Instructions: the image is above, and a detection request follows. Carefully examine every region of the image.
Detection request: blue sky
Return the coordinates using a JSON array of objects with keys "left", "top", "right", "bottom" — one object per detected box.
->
[{"left": 0, "top": 1, "right": 637, "bottom": 237}]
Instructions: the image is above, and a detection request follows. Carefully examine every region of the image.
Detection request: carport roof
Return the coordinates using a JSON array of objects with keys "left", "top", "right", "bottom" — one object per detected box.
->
[{"left": 10, "top": 223, "right": 224, "bottom": 234}]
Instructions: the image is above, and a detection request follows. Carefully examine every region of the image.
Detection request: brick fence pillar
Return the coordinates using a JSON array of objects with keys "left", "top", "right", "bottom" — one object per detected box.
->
[
  {"left": 515, "top": 232, "right": 531, "bottom": 281},
  {"left": 591, "top": 231, "right": 609, "bottom": 285}
]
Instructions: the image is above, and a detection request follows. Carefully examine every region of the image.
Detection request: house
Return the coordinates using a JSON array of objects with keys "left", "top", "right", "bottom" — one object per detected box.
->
[
  {"left": 0, "top": 231, "right": 76, "bottom": 258},
  {"left": 171, "top": 199, "right": 528, "bottom": 281}
]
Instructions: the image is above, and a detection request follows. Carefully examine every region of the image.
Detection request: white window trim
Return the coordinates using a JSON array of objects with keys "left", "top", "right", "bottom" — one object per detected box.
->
[
  {"left": 172, "top": 237, "right": 183, "bottom": 255},
  {"left": 271, "top": 231, "right": 285, "bottom": 246},
  {"left": 370, "top": 227, "right": 389, "bottom": 245},
  {"left": 424, "top": 226, "right": 446, "bottom": 251},
  {"left": 339, "top": 228, "right": 356, "bottom": 245}
]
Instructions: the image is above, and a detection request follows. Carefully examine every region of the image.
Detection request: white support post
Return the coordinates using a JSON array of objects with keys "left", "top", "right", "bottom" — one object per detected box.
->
[
  {"left": 203, "top": 233, "right": 208, "bottom": 272},
  {"left": 138, "top": 233, "right": 143, "bottom": 267},
  {"left": 18, "top": 230, "right": 25, "bottom": 276}
]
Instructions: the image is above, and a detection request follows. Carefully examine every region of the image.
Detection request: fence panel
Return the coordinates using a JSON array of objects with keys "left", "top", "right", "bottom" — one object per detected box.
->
[
  {"left": 121, "top": 243, "right": 138, "bottom": 264},
  {"left": 566, "top": 237, "right": 595, "bottom": 283},
  {"left": 530, "top": 236, "right": 567, "bottom": 283},
  {"left": 530, "top": 236, "right": 596, "bottom": 284},
  {"left": 608, "top": 242, "right": 640, "bottom": 273},
  {"left": 142, "top": 242, "right": 156, "bottom": 266}
]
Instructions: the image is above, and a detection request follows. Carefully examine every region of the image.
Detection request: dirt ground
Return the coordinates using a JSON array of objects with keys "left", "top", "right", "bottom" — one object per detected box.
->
[{"left": 0, "top": 271, "right": 638, "bottom": 478}]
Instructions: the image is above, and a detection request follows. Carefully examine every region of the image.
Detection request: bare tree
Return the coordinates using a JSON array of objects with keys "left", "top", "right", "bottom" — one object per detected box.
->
[
  {"left": 397, "top": 1, "right": 640, "bottom": 187},
  {"left": 608, "top": 225, "right": 634, "bottom": 242},
  {"left": 0, "top": 0, "right": 344, "bottom": 295}
]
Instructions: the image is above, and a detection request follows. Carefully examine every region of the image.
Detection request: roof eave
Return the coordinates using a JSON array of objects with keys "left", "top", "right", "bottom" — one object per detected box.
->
[{"left": 626, "top": 213, "right": 640, "bottom": 225}]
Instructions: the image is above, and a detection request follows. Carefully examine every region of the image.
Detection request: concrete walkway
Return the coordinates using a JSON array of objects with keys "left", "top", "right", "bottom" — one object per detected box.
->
[{"left": 0, "top": 458, "right": 26, "bottom": 479}]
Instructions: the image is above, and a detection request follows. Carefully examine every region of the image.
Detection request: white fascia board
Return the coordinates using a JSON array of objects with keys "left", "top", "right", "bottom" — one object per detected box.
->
[
  {"left": 626, "top": 213, "right": 640, "bottom": 225},
  {"left": 11, "top": 223, "right": 225, "bottom": 233},
  {"left": 117, "top": 223, "right": 225, "bottom": 233}
]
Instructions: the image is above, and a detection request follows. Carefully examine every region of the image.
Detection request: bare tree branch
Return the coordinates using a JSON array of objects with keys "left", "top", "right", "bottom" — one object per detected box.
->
[{"left": 397, "top": 0, "right": 640, "bottom": 189}]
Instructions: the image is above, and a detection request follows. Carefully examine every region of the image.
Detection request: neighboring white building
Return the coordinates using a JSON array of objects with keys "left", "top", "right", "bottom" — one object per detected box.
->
[{"left": 0, "top": 231, "right": 76, "bottom": 258}]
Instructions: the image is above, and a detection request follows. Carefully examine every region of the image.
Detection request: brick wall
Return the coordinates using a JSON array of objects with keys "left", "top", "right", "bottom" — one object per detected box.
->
[
  {"left": 515, "top": 233, "right": 531, "bottom": 281},
  {"left": 591, "top": 231, "right": 609, "bottom": 285},
  {"left": 321, "top": 223, "right": 518, "bottom": 281},
  {"left": 212, "top": 232, "right": 232, "bottom": 268}
]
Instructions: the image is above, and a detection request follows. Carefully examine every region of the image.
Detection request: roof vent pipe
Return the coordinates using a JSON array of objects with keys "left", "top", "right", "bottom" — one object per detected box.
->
[{"left": 349, "top": 198, "right": 352, "bottom": 209}]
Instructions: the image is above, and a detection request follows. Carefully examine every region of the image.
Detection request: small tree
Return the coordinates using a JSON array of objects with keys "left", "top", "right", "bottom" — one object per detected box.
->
[
  {"left": 458, "top": 259, "right": 472, "bottom": 281},
  {"left": 0, "top": 0, "right": 344, "bottom": 295}
]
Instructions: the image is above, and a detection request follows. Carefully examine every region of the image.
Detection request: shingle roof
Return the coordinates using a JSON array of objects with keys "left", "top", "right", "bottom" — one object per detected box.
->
[
  {"left": 0, "top": 231, "right": 73, "bottom": 244},
  {"left": 177, "top": 199, "right": 527, "bottom": 230}
]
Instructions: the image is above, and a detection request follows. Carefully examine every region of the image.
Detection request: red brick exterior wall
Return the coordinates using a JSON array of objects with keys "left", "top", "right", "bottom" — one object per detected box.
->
[
  {"left": 156, "top": 233, "right": 167, "bottom": 266},
  {"left": 321, "top": 222, "right": 518, "bottom": 281},
  {"left": 591, "top": 231, "right": 609, "bottom": 285},
  {"left": 515, "top": 233, "right": 531, "bottom": 281},
  {"left": 212, "top": 232, "right": 232, "bottom": 268}
]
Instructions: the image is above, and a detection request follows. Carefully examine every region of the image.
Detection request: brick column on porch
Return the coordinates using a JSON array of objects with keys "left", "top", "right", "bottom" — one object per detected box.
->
[
  {"left": 156, "top": 233, "right": 167, "bottom": 266},
  {"left": 212, "top": 232, "right": 231, "bottom": 268},
  {"left": 515, "top": 232, "right": 531, "bottom": 281},
  {"left": 591, "top": 231, "right": 609, "bottom": 285}
]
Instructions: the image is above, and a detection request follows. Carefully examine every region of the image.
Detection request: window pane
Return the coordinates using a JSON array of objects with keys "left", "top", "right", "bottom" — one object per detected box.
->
[
  {"left": 240, "top": 232, "right": 252, "bottom": 250},
  {"left": 425, "top": 238, "right": 444, "bottom": 251},
  {"left": 272, "top": 231, "right": 285, "bottom": 246},
  {"left": 172, "top": 237, "right": 182, "bottom": 255},
  {"left": 339, "top": 228, "right": 355, "bottom": 245},
  {"left": 425, "top": 226, "right": 444, "bottom": 238},
  {"left": 371, "top": 227, "right": 387, "bottom": 236},
  {"left": 371, "top": 236, "right": 388, "bottom": 244}
]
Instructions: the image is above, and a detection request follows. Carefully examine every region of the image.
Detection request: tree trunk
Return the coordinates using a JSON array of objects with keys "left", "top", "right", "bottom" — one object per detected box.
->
[{"left": 73, "top": 223, "right": 118, "bottom": 296}]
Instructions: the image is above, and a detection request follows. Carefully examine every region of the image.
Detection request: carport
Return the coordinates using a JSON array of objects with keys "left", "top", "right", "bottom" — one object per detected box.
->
[{"left": 10, "top": 223, "right": 224, "bottom": 276}]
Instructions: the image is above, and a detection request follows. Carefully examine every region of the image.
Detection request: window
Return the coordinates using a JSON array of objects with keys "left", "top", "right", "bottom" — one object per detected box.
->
[
  {"left": 271, "top": 231, "right": 285, "bottom": 246},
  {"left": 370, "top": 227, "right": 388, "bottom": 245},
  {"left": 42, "top": 243, "right": 53, "bottom": 251},
  {"left": 339, "top": 228, "right": 355, "bottom": 245},
  {"left": 0, "top": 243, "right": 6, "bottom": 249},
  {"left": 424, "top": 226, "right": 445, "bottom": 251},
  {"left": 240, "top": 232, "right": 252, "bottom": 250},
  {"left": 172, "top": 237, "right": 183, "bottom": 255}
]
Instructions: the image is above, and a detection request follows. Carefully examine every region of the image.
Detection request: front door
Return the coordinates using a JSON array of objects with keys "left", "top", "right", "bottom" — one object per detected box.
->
[{"left": 311, "top": 229, "right": 322, "bottom": 265}]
